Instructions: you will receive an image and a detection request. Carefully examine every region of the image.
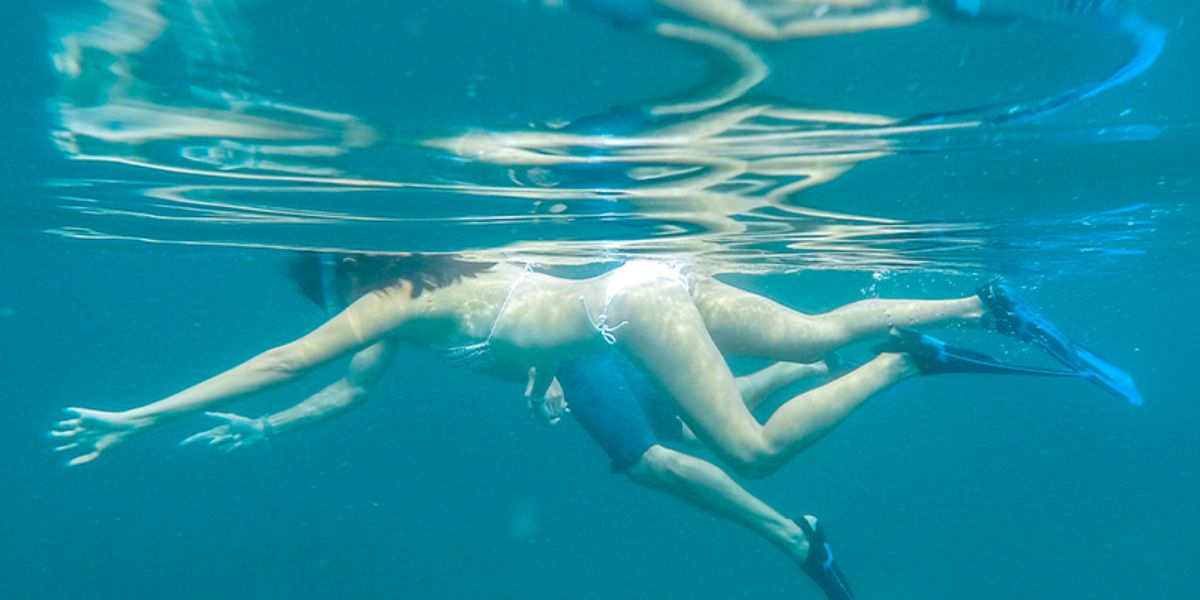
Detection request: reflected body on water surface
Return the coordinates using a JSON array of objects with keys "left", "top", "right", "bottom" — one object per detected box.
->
[
  {"left": 2, "top": 1, "right": 1198, "bottom": 600},
  {"left": 43, "top": 0, "right": 1185, "bottom": 272}
]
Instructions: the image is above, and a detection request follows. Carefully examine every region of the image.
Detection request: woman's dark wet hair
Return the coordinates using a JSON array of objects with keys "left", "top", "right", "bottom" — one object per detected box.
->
[{"left": 288, "top": 252, "right": 494, "bottom": 308}]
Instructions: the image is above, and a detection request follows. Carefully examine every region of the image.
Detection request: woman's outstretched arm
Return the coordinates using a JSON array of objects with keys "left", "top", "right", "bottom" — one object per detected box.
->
[
  {"left": 180, "top": 339, "right": 400, "bottom": 452},
  {"left": 51, "top": 288, "right": 411, "bottom": 465}
]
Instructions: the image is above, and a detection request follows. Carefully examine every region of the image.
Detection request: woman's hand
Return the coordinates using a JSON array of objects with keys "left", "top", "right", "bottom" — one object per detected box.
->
[
  {"left": 180, "top": 412, "right": 272, "bottom": 452},
  {"left": 50, "top": 407, "right": 144, "bottom": 466}
]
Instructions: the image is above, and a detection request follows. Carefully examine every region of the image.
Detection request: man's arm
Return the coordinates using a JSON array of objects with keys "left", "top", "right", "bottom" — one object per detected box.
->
[
  {"left": 181, "top": 339, "right": 399, "bottom": 451},
  {"left": 266, "top": 338, "right": 398, "bottom": 435}
]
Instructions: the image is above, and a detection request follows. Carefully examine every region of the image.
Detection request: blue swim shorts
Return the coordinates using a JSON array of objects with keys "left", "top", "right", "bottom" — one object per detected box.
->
[{"left": 556, "top": 352, "right": 684, "bottom": 472}]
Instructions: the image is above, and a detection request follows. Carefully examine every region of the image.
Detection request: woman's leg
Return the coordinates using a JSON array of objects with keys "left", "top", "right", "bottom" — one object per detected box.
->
[
  {"left": 608, "top": 278, "right": 771, "bottom": 473},
  {"left": 758, "top": 353, "right": 916, "bottom": 462},
  {"left": 677, "top": 361, "right": 829, "bottom": 445},
  {"left": 692, "top": 276, "right": 985, "bottom": 362},
  {"left": 608, "top": 276, "right": 918, "bottom": 478},
  {"left": 736, "top": 360, "right": 831, "bottom": 413}
]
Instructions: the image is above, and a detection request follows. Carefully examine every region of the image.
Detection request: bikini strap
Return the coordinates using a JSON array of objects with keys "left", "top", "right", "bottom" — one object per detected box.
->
[{"left": 579, "top": 296, "right": 629, "bottom": 345}]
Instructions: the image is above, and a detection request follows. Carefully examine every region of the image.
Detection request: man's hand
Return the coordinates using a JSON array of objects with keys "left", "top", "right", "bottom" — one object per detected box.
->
[
  {"left": 180, "top": 412, "right": 272, "bottom": 453},
  {"left": 526, "top": 367, "right": 567, "bottom": 425}
]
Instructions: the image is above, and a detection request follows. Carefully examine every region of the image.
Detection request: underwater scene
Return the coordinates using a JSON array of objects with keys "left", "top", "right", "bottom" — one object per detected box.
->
[{"left": 2, "top": 1, "right": 1197, "bottom": 599}]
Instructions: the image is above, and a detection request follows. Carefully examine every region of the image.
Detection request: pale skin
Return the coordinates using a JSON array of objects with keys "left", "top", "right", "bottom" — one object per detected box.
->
[
  {"left": 652, "top": 0, "right": 932, "bottom": 41},
  {"left": 177, "top": 338, "right": 834, "bottom": 567},
  {"left": 177, "top": 345, "right": 824, "bottom": 447},
  {"left": 51, "top": 259, "right": 984, "bottom": 573},
  {"left": 52, "top": 261, "right": 985, "bottom": 472}
]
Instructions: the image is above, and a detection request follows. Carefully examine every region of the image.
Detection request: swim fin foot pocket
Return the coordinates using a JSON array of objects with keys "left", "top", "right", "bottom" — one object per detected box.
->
[
  {"left": 874, "top": 327, "right": 1079, "bottom": 378},
  {"left": 798, "top": 515, "right": 855, "bottom": 600},
  {"left": 977, "top": 281, "right": 1143, "bottom": 406}
]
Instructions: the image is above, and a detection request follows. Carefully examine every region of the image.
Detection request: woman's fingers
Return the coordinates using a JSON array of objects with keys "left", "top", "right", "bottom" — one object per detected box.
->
[
  {"left": 51, "top": 408, "right": 136, "bottom": 466},
  {"left": 65, "top": 407, "right": 107, "bottom": 425},
  {"left": 68, "top": 451, "right": 101, "bottom": 467},
  {"left": 54, "top": 418, "right": 82, "bottom": 432}
]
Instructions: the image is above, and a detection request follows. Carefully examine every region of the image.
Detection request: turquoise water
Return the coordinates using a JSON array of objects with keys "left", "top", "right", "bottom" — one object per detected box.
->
[{"left": 3, "top": 1, "right": 1198, "bottom": 598}]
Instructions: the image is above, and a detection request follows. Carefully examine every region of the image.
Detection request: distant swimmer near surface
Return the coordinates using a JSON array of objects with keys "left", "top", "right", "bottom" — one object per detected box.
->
[{"left": 574, "top": 0, "right": 932, "bottom": 39}]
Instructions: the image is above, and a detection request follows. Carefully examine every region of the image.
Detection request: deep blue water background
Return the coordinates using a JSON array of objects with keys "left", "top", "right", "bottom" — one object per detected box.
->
[{"left": 4, "top": 1, "right": 1199, "bottom": 599}]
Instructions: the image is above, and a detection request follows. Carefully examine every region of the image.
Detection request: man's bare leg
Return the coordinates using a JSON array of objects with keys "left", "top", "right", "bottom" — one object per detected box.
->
[
  {"left": 626, "top": 445, "right": 810, "bottom": 565},
  {"left": 627, "top": 444, "right": 856, "bottom": 596}
]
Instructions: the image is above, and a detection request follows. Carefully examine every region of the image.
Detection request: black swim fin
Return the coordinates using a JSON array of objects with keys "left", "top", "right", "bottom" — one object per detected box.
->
[
  {"left": 798, "top": 515, "right": 855, "bottom": 600},
  {"left": 977, "top": 281, "right": 1143, "bottom": 405},
  {"left": 822, "top": 352, "right": 859, "bottom": 379},
  {"left": 874, "top": 328, "right": 1080, "bottom": 378}
]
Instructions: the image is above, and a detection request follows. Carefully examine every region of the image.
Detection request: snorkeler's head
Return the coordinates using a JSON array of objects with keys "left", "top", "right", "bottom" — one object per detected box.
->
[{"left": 287, "top": 252, "right": 494, "bottom": 314}]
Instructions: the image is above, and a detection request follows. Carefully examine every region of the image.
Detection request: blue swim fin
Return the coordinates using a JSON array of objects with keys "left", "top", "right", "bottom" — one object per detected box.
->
[
  {"left": 874, "top": 328, "right": 1081, "bottom": 378},
  {"left": 913, "top": 2, "right": 1165, "bottom": 126},
  {"left": 1067, "top": 344, "right": 1143, "bottom": 407},
  {"left": 797, "top": 516, "right": 855, "bottom": 600},
  {"left": 977, "top": 282, "right": 1143, "bottom": 406}
]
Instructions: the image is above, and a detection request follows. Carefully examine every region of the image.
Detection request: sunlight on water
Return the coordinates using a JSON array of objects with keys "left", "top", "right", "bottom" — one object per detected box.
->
[{"left": 41, "top": 0, "right": 1188, "bottom": 275}]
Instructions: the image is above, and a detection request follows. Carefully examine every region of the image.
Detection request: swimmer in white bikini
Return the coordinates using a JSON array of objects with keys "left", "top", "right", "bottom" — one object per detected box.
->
[
  {"left": 570, "top": 0, "right": 931, "bottom": 41},
  {"left": 52, "top": 253, "right": 1139, "bottom": 599},
  {"left": 165, "top": 253, "right": 854, "bottom": 596}
]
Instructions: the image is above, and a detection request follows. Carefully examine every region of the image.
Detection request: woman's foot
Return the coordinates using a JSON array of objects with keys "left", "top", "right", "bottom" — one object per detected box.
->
[
  {"left": 977, "top": 281, "right": 1142, "bottom": 405},
  {"left": 875, "top": 327, "right": 1078, "bottom": 378}
]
